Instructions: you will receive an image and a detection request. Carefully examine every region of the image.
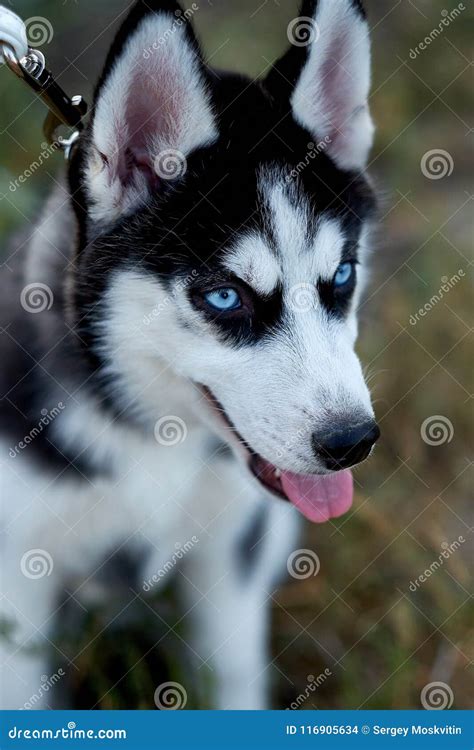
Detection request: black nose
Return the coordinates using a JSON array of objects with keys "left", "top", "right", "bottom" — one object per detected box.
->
[{"left": 314, "top": 421, "right": 380, "bottom": 471}]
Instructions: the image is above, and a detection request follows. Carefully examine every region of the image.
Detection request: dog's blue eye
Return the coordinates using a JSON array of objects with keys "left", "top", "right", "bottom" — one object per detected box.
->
[
  {"left": 334, "top": 262, "right": 354, "bottom": 287},
  {"left": 204, "top": 287, "right": 242, "bottom": 311}
]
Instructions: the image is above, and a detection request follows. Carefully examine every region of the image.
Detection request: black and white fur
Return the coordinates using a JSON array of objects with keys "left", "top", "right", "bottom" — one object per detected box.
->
[{"left": 0, "top": 0, "right": 378, "bottom": 709}]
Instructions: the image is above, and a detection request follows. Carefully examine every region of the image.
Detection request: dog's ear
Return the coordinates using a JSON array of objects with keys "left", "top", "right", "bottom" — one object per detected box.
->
[
  {"left": 266, "top": 0, "right": 374, "bottom": 171},
  {"left": 79, "top": 1, "right": 217, "bottom": 225}
]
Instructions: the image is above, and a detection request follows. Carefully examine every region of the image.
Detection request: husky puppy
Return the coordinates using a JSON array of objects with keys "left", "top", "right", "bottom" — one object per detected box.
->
[{"left": 0, "top": 0, "right": 380, "bottom": 709}]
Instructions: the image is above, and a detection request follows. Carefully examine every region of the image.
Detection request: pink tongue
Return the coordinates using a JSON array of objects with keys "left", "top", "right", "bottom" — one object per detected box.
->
[{"left": 280, "top": 469, "right": 353, "bottom": 523}]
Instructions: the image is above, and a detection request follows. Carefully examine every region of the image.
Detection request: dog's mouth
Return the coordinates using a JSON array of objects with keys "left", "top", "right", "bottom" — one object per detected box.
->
[{"left": 200, "top": 387, "right": 353, "bottom": 524}]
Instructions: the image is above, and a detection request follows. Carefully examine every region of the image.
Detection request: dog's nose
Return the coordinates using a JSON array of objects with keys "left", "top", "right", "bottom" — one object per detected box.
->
[{"left": 314, "top": 421, "right": 380, "bottom": 471}]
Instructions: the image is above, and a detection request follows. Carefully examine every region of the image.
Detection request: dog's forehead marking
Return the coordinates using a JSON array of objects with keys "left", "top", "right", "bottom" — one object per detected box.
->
[
  {"left": 307, "top": 219, "right": 346, "bottom": 280},
  {"left": 222, "top": 174, "right": 347, "bottom": 297},
  {"left": 267, "top": 181, "right": 311, "bottom": 259},
  {"left": 265, "top": 177, "right": 346, "bottom": 285},
  {"left": 223, "top": 232, "right": 281, "bottom": 295}
]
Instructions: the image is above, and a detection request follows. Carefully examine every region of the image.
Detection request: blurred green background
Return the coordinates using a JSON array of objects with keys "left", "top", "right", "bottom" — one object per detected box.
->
[{"left": 0, "top": 0, "right": 472, "bottom": 709}]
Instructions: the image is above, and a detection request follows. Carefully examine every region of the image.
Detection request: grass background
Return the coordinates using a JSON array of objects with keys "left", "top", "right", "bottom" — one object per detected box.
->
[{"left": 0, "top": 0, "right": 472, "bottom": 709}]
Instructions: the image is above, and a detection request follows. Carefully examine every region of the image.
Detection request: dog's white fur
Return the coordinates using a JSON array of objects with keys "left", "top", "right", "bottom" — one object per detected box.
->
[{"left": 0, "top": 0, "right": 376, "bottom": 710}]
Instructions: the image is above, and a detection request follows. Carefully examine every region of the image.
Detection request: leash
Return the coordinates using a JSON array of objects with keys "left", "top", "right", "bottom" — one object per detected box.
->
[{"left": 0, "top": 6, "right": 87, "bottom": 159}]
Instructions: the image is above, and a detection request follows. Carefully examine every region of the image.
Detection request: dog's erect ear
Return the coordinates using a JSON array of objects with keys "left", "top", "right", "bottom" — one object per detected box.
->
[
  {"left": 267, "top": 0, "right": 374, "bottom": 171},
  {"left": 80, "top": 1, "right": 217, "bottom": 225}
]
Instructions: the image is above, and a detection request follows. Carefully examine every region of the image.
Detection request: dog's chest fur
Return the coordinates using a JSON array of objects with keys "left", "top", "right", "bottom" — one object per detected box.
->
[{"left": 0, "top": 418, "right": 262, "bottom": 580}]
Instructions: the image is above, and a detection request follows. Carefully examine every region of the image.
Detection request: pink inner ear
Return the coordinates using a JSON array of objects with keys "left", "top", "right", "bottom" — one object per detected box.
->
[
  {"left": 290, "top": 2, "right": 373, "bottom": 172},
  {"left": 87, "top": 13, "right": 217, "bottom": 222},
  {"left": 317, "top": 32, "right": 355, "bottom": 137},
  {"left": 116, "top": 61, "right": 185, "bottom": 187}
]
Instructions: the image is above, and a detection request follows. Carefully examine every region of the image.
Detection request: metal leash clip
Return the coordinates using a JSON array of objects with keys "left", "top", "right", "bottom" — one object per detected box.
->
[{"left": 1, "top": 42, "right": 87, "bottom": 159}]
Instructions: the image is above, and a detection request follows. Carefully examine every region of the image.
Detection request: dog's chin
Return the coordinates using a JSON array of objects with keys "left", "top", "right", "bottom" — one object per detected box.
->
[{"left": 199, "top": 386, "right": 354, "bottom": 525}]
